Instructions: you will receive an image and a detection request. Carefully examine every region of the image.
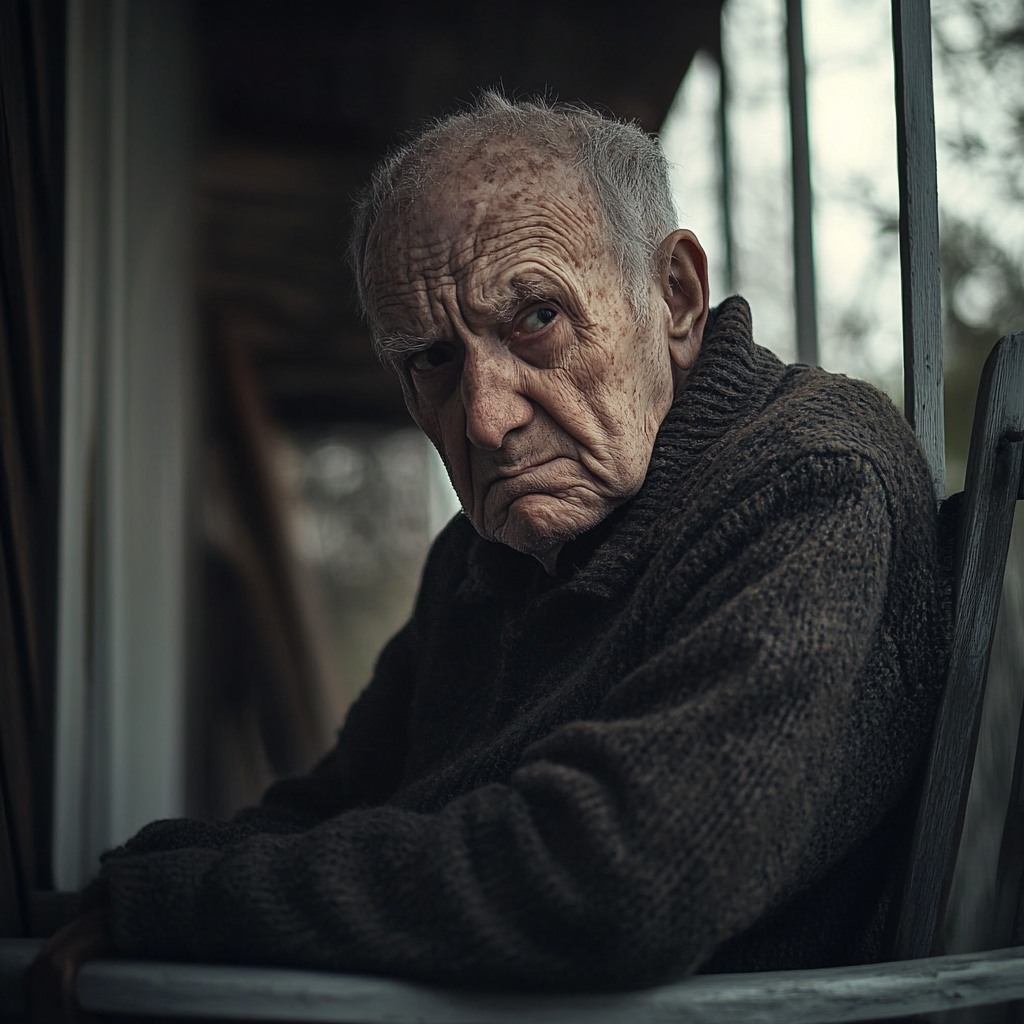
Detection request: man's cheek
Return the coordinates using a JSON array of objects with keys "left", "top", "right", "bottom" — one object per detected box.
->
[{"left": 434, "top": 417, "right": 476, "bottom": 513}]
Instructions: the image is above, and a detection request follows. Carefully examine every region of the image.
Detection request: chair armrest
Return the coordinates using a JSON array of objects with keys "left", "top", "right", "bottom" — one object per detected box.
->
[
  {"left": 71, "top": 946, "right": 1024, "bottom": 1024},
  {"left": 6, "top": 938, "right": 1024, "bottom": 1024}
]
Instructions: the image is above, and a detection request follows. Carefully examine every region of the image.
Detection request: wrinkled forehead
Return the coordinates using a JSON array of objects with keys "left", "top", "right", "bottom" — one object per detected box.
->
[{"left": 362, "top": 145, "right": 611, "bottom": 331}]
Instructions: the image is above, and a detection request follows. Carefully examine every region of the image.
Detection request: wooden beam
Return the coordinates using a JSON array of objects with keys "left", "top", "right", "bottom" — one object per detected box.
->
[{"left": 892, "top": 0, "right": 945, "bottom": 498}]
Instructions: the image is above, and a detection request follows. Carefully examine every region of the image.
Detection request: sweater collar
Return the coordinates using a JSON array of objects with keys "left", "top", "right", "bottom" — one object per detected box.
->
[{"left": 457, "top": 296, "right": 785, "bottom": 602}]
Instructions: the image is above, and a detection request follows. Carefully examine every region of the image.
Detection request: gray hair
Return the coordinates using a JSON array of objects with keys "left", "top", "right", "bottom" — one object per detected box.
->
[{"left": 349, "top": 91, "right": 679, "bottom": 365}]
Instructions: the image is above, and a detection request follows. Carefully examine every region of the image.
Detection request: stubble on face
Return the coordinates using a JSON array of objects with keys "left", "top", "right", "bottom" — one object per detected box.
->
[{"left": 362, "top": 143, "right": 675, "bottom": 572}]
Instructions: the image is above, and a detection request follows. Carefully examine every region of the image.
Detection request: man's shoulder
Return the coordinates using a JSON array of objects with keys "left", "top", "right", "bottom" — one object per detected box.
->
[
  {"left": 748, "top": 358, "right": 930, "bottom": 487},
  {"left": 674, "top": 299, "right": 930, "bottom": 510},
  {"left": 673, "top": 355, "right": 938, "bottom": 549}
]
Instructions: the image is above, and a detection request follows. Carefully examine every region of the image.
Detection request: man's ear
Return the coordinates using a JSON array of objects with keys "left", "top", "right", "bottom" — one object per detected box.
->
[{"left": 657, "top": 229, "right": 710, "bottom": 385}]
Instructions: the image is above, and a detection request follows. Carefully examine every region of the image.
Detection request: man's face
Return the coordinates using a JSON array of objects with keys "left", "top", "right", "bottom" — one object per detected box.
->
[{"left": 364, "top": 147, "right": 689, "bottom": 572}]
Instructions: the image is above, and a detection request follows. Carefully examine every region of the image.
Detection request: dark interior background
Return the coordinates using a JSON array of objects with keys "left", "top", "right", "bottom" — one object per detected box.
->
[
  {"left": 185, "top": 0, "right": 726, "bottom": 821},
  {"left": 0, "top": 0, "right": 725, "bottom": 932},
  {"left": 195, "top": 0, "right": 723, "bottom": 430}
]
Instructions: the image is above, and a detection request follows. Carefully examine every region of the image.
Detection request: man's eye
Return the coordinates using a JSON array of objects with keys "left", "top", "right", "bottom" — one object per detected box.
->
[
  {"left": 519, "top": 307, "right": 558, "bottom": 333},
  {"left": 408, "top": 347, "right": 453, "bottom": 372}
]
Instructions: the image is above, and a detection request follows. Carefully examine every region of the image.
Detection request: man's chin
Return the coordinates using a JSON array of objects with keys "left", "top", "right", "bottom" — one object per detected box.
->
[{"left": 489, "top": 493, "right": 611, "bottom": 562}]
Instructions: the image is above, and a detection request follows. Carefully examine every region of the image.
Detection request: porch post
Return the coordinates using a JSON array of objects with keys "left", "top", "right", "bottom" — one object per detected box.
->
[
  {"left": 892, "top": 0, "right": 945, "bottom": 498},
  {"left": 785, "top": 0, "right": 818, "bottom": 367}
]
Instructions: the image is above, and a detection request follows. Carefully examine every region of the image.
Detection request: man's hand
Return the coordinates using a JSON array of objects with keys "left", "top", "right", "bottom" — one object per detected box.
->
[{"left": 28, "top": 910, "right": 114, "bottom": 1024}]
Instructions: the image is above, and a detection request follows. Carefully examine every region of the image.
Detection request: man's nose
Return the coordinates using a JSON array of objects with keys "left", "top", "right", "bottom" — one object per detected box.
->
[{"left": 460, "top": 349, "right": 533, "bottom": 450}]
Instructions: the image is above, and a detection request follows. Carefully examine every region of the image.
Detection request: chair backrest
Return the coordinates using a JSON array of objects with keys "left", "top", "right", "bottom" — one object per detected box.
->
[
  {"left": 994, "top": 607, "right": 1024, "bottom": 949},
  {"left": 892, "top": 330, "right": 1024, "bottom": 961},
  {"left": 889, "top": 0, "right": 1024, "bottom": 965}
]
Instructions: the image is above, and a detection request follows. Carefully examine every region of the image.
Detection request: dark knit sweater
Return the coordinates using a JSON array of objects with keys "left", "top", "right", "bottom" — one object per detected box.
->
[{"left": 99, "top": 297, "right": 950, "bottom": 989}]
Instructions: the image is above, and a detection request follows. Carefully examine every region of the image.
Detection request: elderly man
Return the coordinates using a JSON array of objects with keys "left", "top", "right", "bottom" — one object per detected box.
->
[{"left": 34, "top": 93, "right": 949, "bottom": 1009}]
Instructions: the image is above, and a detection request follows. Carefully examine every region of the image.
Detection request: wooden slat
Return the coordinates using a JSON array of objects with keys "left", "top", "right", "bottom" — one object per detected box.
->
[
  {"left": 893, "top": 332, "right": 1024, "bottom": 961},
  {"left": 786, "top": 0, "right": 818, "bottom": 366},
  {"left": 63, "top": 946, "right": 1024, "bottom": 1024},
  {"left": 891, "top": 0, "right": 945, "bottom": 497},
  {"left": 991, "top": 466, "right": 1024, "bottom": 948},
  {"left": 714, "top": 16, "right": 735, "bottom": 295},
  {"left": 993, "top": 678, "right": 1024, "bottom": 948}
]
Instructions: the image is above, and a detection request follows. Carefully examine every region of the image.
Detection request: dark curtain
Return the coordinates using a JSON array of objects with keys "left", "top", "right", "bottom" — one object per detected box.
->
[{"left": 0, "top": 0, "right": 66, "bottom": 935}]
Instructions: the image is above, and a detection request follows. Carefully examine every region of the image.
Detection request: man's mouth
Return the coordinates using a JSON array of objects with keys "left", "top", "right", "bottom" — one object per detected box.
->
[
  {"left": 493, "top": 458, "right": 560, "bottom": 480},
  {"left": 485, "top": 458, "right": 581, "bottom": 508}
]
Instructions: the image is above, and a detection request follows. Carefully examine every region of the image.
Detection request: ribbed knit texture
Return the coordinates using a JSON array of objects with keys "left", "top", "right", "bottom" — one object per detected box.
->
[{"left": 100, "top": 297, "right": 950, "bottom": 989}]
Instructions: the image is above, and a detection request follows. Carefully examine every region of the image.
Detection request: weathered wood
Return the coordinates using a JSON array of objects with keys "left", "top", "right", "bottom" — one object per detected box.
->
[
  {"left": 67, "top": 947, "right": 1024, "bottom": 1024},
  {"left": 994, "top": 690, "right": 1024, "bottom": 948},
  {"left": 786, "top": 0, "right": 818, "bottom": 366},
  {"left": 893, "top": 333, "right": 1024, "bottom": 961},
  {"left": 993, "top": 440, "right": 1024, "bottom": 950},
  {"left": 891, "top": 0, "right": 945, "bottom": 498},
  {"left": 7, "top": 937, "right": 1024, "bottom": 1024},
  {"left": 716, "top": 40, "right": 735, "bottom": 295}
]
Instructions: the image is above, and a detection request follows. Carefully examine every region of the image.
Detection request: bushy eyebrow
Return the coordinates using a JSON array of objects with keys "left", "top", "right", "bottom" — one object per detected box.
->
[
  {"left": 373, "top": 272, "right": 566, "bottom": 369},
  {"left": 497, "top": 274, "right": 562, "bottom": 318},
  {"left": 373, "top": 328, "right": 443, "bottom": 370}
]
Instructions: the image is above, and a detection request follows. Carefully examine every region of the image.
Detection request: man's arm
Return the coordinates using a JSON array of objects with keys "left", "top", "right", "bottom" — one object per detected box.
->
[
  {"left": 89, "top": 452, "right": 943, "bottom": 989},
  {"left": 29, "top": 599, "right": 419, "bottom": 1024}
]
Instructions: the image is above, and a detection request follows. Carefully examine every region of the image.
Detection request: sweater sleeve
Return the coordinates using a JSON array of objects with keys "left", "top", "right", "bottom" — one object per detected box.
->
[{"left": 101, "top": 454, "right": 939, "bottom": 988}]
